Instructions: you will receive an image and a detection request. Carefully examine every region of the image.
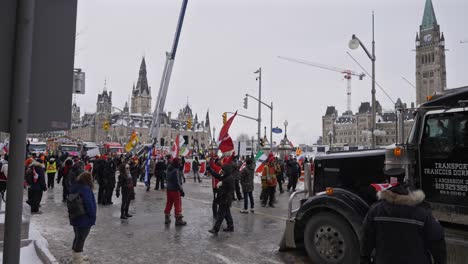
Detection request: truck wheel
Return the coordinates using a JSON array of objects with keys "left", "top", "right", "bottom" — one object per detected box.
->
[{"left": 304, "top": 212, "right": 359, "bottom": 264}]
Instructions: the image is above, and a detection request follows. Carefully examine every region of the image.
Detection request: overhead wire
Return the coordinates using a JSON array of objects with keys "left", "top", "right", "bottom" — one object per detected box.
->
[{"left": 346, "top": 51, "right": 395, "bottom": 105}]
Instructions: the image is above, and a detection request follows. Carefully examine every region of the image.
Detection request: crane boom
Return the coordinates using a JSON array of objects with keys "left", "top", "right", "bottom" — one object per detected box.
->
[
  {"left": 278, "top": 56, "right": 365, "bottom": 78},
  {"left": 278, "top": 55, "right": 365, "bottom": 113}
]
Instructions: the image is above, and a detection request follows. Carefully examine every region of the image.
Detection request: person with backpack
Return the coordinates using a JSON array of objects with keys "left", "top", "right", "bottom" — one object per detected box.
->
[
  {"left": 68, "top": 172, "right": 96, "bottom": 264},
  {"left": 116, "top": 161, "right": 135, "bottom": 220}
]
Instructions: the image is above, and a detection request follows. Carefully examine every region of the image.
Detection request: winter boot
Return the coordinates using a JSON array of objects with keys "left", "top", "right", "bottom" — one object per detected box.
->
[
  {"left": 120, "top": 209, "right": 127, "bottom": 219},
  {"left": 175, "top": 215, "right": 187, "bottom": 226},
  {"left": 222, "top": 226, "right": 234, "bottom": 232},
  {"left": 72, "top": 251, "right": 89, "bottom": 264},
  {"left": 165, "top": 214, "right": 171, "bottom": 225},
  {"left": 208, "top": 228, "right": 218, "bottom": 235},
  {"left": 125, "top": 209, "right": 133, "bottom": 218}
]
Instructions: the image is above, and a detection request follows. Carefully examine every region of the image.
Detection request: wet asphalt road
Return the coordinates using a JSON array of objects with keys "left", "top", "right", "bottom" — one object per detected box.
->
[{"left": 29, "top": 175, "right": 310, "bottom": 264}]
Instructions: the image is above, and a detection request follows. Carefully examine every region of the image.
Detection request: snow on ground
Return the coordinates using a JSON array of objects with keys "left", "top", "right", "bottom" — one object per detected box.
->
[{"left": 0, "top": 242, "right": 43, "bottom": 264}]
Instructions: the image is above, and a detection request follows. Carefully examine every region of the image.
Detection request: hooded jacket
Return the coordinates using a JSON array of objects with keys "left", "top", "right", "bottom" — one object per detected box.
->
[
  {"left": 361, "top": 188, "right": 446, "bottom": 264},
  {"left": 69, "top": 183, "right": 96, "bottom": 228},
  {"left": 25, "top": 161, "right": 47, "bottom": 191}
]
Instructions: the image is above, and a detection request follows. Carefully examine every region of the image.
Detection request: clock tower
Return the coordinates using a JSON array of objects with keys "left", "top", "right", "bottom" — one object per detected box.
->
[{"left": 415, "top": 0, "right": 446, "bottom": 106}]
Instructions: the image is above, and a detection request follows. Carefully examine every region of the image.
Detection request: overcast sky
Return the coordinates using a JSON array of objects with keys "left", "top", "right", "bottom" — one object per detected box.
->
[{"left": 74, "top": 0, "right": 468, "bottom": 145}]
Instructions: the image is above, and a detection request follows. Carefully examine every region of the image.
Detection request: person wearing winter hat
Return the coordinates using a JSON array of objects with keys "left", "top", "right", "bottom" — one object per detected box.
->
[
  {"left": 208, "top": 160, "right": 235, "bottom": 235},
  {"left": 261, "top": 153, "right": 278, "bottom": 207},
  {"left": 58, "top": 158, "right": 74, "bottom": 202},
  {"left": 69, "top": 172, "right": 96, "bottom": 264},
  {"left": 25, "top": 159, "right": 47, "bottom": 213},
  {"left": 361, "top": 184, "right": 446, "bottom": 264},
  {"left": 164, "top": 158, "right": 187, "bottom": 226}
]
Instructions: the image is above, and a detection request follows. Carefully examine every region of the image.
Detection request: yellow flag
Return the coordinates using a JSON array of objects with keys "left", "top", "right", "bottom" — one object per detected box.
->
[
  {"left": 103, "top": 121, "right": 110, "bottom": 131},
  {"left": 296, "top": 147, "right": 302, "bottom": 156},
  {"left": 125, "top": 131, "right": 139, "bottom": 152}
]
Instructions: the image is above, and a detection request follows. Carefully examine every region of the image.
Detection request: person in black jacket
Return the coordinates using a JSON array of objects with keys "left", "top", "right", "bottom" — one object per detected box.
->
[
  {"left": 116, "top": 161, "right": 135, "bottom": 220},
  {"left": 25, "top": 159, "right": 47, "bottom": 214},
  {"left": 208, "top": 162, "right": 235, "bottom": 235},
  {"left": 361, "top": 185, "right": 446, "bottom": 264},
  {"left": 286, "top": 157, "right": 301, "bottom": 192},
  {"left": 103, "top": 157, "right": 116, "bottom": 205},
  {"left": 154, "top": 157, "right": 167, "bottom": 190},
  {"left": 57, "top": 158, "right": 74, "bottom": 203},
  {"left": 164, "top": 158, "right": 187, "bottom": 226}
]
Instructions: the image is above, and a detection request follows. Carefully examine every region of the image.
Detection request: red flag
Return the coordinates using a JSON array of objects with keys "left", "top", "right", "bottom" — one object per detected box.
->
[
  {"left": 371, "top": 183, "right": 399, "bottom": 192},
  {"left": 199, "top": 161, "right": 206, "bottom": 174},
  {"left": 218, "top": 111, "right": 237, "bottom": 153},
  {"left": 184, "top": 161, "right": 191, "bottom": 174},
  {"left": 171, "top": 134, "right": 180, "bottom": 158}
]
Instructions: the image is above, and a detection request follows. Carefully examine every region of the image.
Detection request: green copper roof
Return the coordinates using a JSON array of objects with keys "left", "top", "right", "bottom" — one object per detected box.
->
[{"left": 421, "top": 0, "right": 437, "bottom": 30}]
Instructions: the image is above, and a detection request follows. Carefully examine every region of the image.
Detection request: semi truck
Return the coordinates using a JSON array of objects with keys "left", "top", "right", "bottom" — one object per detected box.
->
[{"left": 280, "top": 86, "right": 468, "bottom": 263}]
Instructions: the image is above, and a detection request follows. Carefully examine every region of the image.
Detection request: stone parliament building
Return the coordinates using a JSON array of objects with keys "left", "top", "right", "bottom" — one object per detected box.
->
[
  {"left": 67, "top": 57, "right": 211, "bottom": 149},
  {"left": 322, "top": 0, "right": 448, "bottom": 148}
]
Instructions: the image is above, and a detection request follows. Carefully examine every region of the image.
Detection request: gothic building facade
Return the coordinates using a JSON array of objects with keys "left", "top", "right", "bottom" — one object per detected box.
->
[
  {"left": 415, "top": 0, "right": 447, "bottom": 105},
  {"left": 322, "top": 0, "right": 446, "bottom": 147},
  {"left": 67, "top": 58, "right": 211, "bottom": 149},
  {"left": 131, "top": 57, "right": 152, "bottom": 114}
]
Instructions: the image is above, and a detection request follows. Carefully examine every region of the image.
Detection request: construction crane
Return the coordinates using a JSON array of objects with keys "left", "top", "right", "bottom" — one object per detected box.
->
[{"left": 278, "top": 56, "right": 365, "bottom": 113}]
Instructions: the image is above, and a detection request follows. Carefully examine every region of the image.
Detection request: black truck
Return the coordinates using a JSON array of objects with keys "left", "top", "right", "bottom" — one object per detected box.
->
[{"left": 280, "top": 86, "right": 468, "bottom": 264}]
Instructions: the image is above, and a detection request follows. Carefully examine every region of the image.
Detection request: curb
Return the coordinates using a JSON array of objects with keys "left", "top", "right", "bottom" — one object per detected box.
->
[{"left": 33, "top": 240, "right": 58, "bottom": 264}]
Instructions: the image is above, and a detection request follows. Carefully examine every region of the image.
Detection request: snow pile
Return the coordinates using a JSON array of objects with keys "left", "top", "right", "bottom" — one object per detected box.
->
[
  {"left": 29, "top": 222, "right": 58, "bottom": 264},
  {"left": 0, "top": 243, "right": 42, "bottom": 264}
]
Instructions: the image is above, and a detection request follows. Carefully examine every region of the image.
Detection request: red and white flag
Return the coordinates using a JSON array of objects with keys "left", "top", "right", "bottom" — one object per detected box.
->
[
  {"left": 171, "top": 134, "right": 180, "bottom": 158},
  {"left": 371, "top": 183, "right": 399, "bottom": 192},
  {"left": 217, "top": 111, "right": 237, "bottom": 154}
]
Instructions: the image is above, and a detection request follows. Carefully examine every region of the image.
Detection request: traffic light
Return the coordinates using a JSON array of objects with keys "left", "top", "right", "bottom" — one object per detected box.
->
[
  {"left": 222, "top": 112, "right": 227, "bottom": 124},
  {"left": 187, "top": 116, "right": 192, "bottom": 130},
  {"left": 243, "top": 97, "right": 248, "bottom": 109},
  {"left": 259, "top": 138, "right": 264, "bottom": 147}
]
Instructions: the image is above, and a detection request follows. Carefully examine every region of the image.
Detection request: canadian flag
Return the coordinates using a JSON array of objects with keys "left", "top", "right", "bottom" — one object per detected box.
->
[
  {"left": 217, "top": 111, "right": 237, "bottom": 154},
  {"left": 199, "top": 161, "right": 206, "bottom": 174},
  {"left": 171, "top": 134, "right": 180, "bottom": 158},
  {"left": 371, "top": 183, "right": 399, "bottom": 191}
]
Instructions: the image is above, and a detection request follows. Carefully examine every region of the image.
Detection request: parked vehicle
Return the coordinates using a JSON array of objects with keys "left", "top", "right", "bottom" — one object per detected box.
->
[
  {"left": 101, "top": 142, "right": 124, "bottom": 155},
  {"left": 280, "top": 86, "right": 468, "bottom": 264},
  {"left": 82, "top": 142, "right": 100, "bottom": 158},
  {"left": 29, "top": 141, "right": 47, "bottom": 156}
]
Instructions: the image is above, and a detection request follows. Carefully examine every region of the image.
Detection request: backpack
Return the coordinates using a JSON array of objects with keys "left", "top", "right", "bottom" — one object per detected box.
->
[{"left": 67, "top": 192, "right": 86, "bottom": 220}]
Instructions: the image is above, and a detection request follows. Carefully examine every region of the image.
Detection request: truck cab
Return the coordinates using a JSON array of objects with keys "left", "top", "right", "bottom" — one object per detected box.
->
[
  {"left": 102, "top": 142, "right": 124, "bottom": 155},
  {"left": 280, "top": 86, "right": 468, "bottom": 264}
]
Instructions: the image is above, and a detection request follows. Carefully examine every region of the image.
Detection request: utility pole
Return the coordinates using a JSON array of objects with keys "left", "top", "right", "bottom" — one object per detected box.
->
[
  {"left": 4, "top": 1, "right": 35, "bottom": 263},
  {"left": 254, "top": 68, "right": 262, "bottom": 151}
]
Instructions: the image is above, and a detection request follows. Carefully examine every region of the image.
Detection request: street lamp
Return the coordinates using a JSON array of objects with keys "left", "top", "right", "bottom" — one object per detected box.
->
[
  {"left": 284, "top": 120, "right": 288, "bottom": 138},
  {"left": 254, "top": 68, "right": 262, "bottom": 151},
  {"left": 349, "top": 12, "right": 376, "bottom": 149}
]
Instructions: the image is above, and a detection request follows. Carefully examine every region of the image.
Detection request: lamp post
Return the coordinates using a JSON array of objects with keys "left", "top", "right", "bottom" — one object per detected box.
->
[
  {"left": 254, "top": 68, "right": 262, "bottom": 151},
  {"left": 349, "top": 12, "right": 376, "bottom": 149}
]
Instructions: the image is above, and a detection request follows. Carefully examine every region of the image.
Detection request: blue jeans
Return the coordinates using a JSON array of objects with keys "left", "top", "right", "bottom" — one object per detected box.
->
[{"left": 243, "top": 191, "right": 254, "bottom": 210}]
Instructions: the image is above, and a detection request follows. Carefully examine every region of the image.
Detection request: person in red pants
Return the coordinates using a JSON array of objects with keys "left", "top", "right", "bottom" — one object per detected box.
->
[{"left": 164, "top": 158, "right": 186, "bottom": 226}]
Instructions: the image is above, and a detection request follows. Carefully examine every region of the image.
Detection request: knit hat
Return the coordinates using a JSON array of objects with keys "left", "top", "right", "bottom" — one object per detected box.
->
[{"left": 267, "top": 153, "right": 275, "bottom": 162}]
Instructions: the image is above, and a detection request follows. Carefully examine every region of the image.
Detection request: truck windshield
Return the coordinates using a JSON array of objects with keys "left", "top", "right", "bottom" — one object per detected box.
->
[
  {"left": 61, "top": 146, "right": 78, "bottom": 152},
  {"left": 30, "top": 144, "right": 46, "bottom": 151},
  {"left": 109, "top": 147, "right": 123, "bottom": 153}
]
